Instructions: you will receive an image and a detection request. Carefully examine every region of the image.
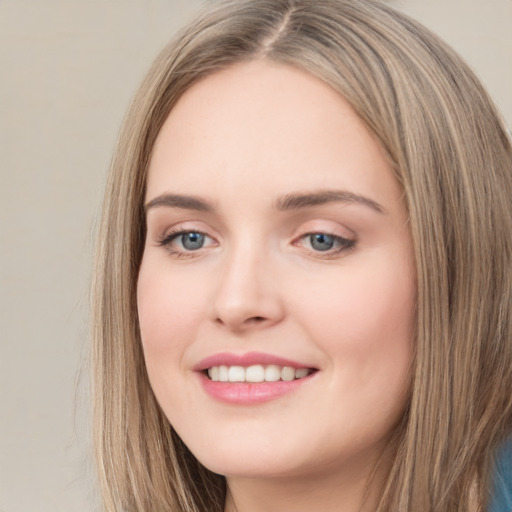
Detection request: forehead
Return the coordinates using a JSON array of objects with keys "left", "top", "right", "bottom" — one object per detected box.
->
[{"left": 147, "top": 60, "right": 401, "bottom": 213}]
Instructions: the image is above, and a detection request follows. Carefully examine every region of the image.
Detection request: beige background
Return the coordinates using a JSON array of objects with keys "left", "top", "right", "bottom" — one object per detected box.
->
[{"left": 1, "top": 1, "right": 510, "bottom": 511}]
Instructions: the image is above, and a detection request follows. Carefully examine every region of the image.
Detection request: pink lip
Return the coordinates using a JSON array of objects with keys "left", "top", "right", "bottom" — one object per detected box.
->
[
  {"left": 194, "top": 351, "right": 311, "bottom": 371},
  {"left": 198, "top": 372, "right": 315, "bottom": 405},
  {"left": 193, "top": 351, "right": 317, "bottom": 405}
]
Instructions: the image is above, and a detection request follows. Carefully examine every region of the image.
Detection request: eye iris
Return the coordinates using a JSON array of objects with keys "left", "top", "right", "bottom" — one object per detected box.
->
[
  {"left": 310, "top": 233, "right": 335, "bottom": 251},
  {"left": 181, "top": 232, "right": 205, "bottom": 250}
]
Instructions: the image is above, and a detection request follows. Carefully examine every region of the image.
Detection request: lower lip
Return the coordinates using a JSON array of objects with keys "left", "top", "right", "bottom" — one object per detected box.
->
[{"left": 198, "top": 372, "right": 315, "bottom": 405}]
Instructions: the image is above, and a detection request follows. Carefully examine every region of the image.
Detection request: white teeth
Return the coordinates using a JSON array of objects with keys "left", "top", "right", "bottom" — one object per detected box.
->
[
  {"left": 218, "top": 365, "right": 229, "bottom": 382},
  {"left": 209, "top": 366, "right": 220, "bottom": 381},
  {"left": 228, "top": 366, "right": 245, "bottom": 382},
  {"left": 265, "top": 365, "right": 281, "bottom": 382},
  {"left": 207, "top": 364, "right": 313, "bottom": 382},
  {"left": 295, "top": 368, "right": 309, "bottom": 379},
  {"left": 246, "top": 365, "right": 265, "bottom": 382},
  {"left": 281, "top": 366, "right": 295, "bottom": 381}
]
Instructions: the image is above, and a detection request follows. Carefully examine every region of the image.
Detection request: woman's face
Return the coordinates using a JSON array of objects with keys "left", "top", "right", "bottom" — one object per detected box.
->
[{"left": 138, "top": 61, "right": 416, "bottom": 482}]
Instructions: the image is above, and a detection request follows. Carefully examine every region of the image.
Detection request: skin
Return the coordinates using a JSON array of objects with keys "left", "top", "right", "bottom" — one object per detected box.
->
[{"left": 137, "top": 60, "right": 416, "bottom": 512}]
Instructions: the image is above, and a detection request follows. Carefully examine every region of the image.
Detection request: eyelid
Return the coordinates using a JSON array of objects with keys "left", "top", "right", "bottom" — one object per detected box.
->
[
  {"left": 156, "top": 220, "right": 217, "bottom": 243},
  {"left": 291, "top": 219, "right": 354, "bottom": 240},
  {"left": 154, "top": 220, "right": 356, "bottom": 259},
  {"left": 158, "top": 228, "right": 212, "bottom": 246},
  {"left": 294, "top": 231, "right": 355, "bottom": 250},
  {"left": 290, "top": 221, "right": 357, "bottom": 258}
]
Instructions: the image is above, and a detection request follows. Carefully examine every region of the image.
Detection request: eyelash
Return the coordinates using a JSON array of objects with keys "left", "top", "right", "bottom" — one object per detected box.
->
[
  {"left": 157, "top": 227, "right": 215, "bottom": 259},
  {"left": 157, "top": 227, "right": 356, "bottom": 259},
  {"left": 297, "top": 232, "right": 356, "bottom": 258}
]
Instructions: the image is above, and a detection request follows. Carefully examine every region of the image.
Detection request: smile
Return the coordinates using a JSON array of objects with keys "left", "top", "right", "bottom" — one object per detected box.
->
[
  {"left": 207, "top": 365, "right": 313, "bottom": 382},
  {"left": 195, "top": 352, "right": 318, "bottom": 404}
]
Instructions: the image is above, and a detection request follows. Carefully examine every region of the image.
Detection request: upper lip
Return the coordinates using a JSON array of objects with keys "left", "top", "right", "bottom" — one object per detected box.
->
[{"left": 194, "top": 351, "right": 315, "bottom": 372}]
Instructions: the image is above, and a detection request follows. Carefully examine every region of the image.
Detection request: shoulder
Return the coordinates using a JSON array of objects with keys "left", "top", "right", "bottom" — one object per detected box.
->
[{"left": 490, "top": 438, "right": 512, "bottom": 512}]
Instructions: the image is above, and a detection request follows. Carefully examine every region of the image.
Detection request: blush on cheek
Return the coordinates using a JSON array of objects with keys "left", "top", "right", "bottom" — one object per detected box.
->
[{"left": 138, "top": 284, "right": 200, "bottom": 388}]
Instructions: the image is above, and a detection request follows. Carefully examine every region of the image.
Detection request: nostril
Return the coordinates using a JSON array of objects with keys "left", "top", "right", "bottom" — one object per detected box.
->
[
  {"left": 214, "top": 315, "right": 268, "bottom": 329},
  {"left": 242, "top": 316, "right": 268, "bottom": 326}
]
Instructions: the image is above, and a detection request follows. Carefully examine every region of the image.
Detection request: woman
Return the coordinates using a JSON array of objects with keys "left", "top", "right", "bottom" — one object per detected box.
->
[{"left": 91, "top": 0, "right": 512, "bottom": 511}]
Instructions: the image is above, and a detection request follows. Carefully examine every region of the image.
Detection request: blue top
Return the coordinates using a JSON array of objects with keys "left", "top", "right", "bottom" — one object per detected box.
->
[{"left": 490, "top": 439, "right": 512, "bottom": 512}]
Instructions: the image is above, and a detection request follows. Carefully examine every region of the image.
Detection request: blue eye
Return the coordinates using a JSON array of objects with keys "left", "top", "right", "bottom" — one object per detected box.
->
[
  {"left": 300, "top": 232, "right": 355, "bottom": 256},
  {"left": 179, "top": 232, "right": 206, "bottom": 251},
  {"left": 159, "top": 229, "right": 215, "bottom": 256},
  {"left": 309, "top": 233, "right": 336, "bottom": 251}
]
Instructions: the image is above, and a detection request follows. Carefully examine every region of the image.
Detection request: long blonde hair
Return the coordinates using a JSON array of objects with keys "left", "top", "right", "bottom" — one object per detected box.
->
[{"left": 91, "top": 1, "right": 512, "bottom": 510}]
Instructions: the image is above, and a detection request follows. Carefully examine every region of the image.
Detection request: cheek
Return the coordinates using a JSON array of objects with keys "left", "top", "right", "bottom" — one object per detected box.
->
[
  {"left": 291, "top": 252, "right": 415, "bottom": 400},
  {"left": 136, "top": 257, "right": 210, "bottom": 428},
  {"left": 295, "top": 255, "right": 414, "bottom": 341},
  {"left": 137, "top": 257, "right": 201, "bottom": 369}
]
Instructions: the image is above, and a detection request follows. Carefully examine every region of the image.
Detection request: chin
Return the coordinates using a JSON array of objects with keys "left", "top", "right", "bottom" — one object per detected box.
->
[
  {"left": 182, "top": 433, "right": 310, "bottom": 479},
  {"left": 199, "top": 454, "right": 307, "bottom": 480}
]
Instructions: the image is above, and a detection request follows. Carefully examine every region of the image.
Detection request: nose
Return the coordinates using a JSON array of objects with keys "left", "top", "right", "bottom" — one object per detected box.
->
[{"left": 210, "top": 244, "right": 285, "bottom": 332}]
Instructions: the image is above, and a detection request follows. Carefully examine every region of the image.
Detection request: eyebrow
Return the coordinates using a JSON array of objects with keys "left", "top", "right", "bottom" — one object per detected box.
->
[
  {"left": 144, "top": 189, "right": 387, "bottom": 215},
  {"left": 275, "top": 190, "right": 387, "bottom": 214},
  {"left": 144, "top": 194, "right": 214, "bottom": 213}
]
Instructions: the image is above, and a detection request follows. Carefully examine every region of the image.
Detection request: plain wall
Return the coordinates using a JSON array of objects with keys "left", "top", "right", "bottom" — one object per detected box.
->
[{"left": 1, "top": 1, "right": 510, "bottom": 511}]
